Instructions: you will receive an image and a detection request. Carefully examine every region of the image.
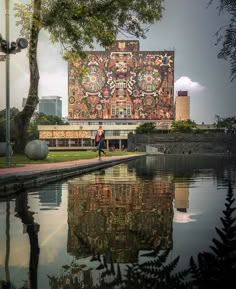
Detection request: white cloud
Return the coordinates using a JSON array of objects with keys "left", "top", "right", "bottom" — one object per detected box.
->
[
  {"left": 174, "top": 76, "right": 205, "bottom": 95},
  {"left": 39, "top": 71, "right": 67, "bottom": 97}
]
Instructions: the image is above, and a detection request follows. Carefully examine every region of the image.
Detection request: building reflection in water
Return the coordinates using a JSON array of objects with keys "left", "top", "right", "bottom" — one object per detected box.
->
[
  {"left": 67, "top": 165, "right": 174, "bottom": 265},
  {"left": 173, "top": 180, "right": 198, "bottom": 224},
  {"left": 38, "top": 184, "right": 62, "bottom": 210},
  {"left": 174, "top": 180, "right": 189, "bottom": 213}
]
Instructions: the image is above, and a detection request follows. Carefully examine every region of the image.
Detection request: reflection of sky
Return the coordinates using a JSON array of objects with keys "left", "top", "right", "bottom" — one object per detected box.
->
[
  {"left": 32, "top": 185, "right": 70, "bottom": 265},
  {"left": 0, "top": 184, "right": 70, "bottom": 267},
  {"left": 172, "top": 178, "right": 229, "bottom": 271}
]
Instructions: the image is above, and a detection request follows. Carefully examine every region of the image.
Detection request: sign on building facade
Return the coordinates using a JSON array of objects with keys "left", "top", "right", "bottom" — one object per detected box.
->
[{"left": 68, "top": 41, "right": 174, "bottom": 121}]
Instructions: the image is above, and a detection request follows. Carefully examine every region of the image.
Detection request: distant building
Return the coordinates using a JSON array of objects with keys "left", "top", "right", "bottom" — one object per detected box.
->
[
  {"left": 38, "top": 96, "right": 62, "bottom": 117},
  {"left": 38, "top": 184, "right": 62, "bottom": 209},
  {"left": 175, "top": 91, "right": 190, "bottom": 121}
]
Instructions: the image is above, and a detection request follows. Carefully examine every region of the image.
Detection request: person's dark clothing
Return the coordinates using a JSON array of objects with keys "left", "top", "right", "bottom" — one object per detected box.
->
[{"left": 97, "top": 137, "right": 106, "bottom": 159}]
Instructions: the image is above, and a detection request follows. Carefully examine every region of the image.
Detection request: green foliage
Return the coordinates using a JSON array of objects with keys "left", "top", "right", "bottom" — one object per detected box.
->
[
  {"left": 215, "top": 115, "right": 236, "bottom": 129},
  {"left": 121, "top": 249, "right": 191, "bottom": 289},
  {"left": 42, "top": 0, "right": 164, "bottom": 55},
  {"left": 14, "top": 2, "right": 33, "bottom": 40},
  {"left": 136, "top": 122, "right": 157, "bottom": 134},
  {"left": 35, "top": 112, "right": 67, "bottom": 125},
  {"left": 15, "top": 0, "right": 164, "bottom": 59},
  {"left": 27, "top": 112, "right": 68, "bottom": 141},
  {"left": 208, "top": 0, "right": 236, "bottom": 81},
  {"left": 171, "top": 120, "right": 197, "bottom": 133},
  {"left": 0, "top": 109, "right": 68, "bottom": 143},
  {"left": 47, "top": 248, "right": 191, "bottom": 289},
  {"left": 0, "top": 107, "right": 20, "bottom": 142},
  {"left": 189, "top": 182, "right": 236, "bottom": 289}
]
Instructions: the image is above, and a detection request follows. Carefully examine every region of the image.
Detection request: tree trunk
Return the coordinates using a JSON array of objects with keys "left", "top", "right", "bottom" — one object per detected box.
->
[{"left": 14, "top": 0, "right": 41, "bottom": 153}]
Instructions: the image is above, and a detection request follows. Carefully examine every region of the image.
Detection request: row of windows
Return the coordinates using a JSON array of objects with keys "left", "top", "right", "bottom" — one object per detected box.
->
[
  {"left": 91, "top": 130, "right": 134, "bottom": 137},
  {"left": 44, "top": 139, "right": 92, "bottom": 147},
  {"left": 69, "top": 121, "right": 136, "bottom": 125},
  {"left": 43, "top": 139, "right": 126, "bottom": 148},
  {"left": 69, "top": 120, "right": 166, "bottom": 126}
]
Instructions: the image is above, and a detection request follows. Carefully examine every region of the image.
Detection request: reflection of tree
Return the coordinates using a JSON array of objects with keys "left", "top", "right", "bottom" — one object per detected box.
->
[
  {"left": 5, "top": 202, "right": 10, "bottom": 283},
  {"left": 15, "top": 193, "right": 40, "bottom": 289},
  {"left": 120, "top": 249, "right": 190, "bottom": 289},
  {"left": 0, "top": 201, "right": 12, "bottom": 289},
  {"left": 48, "top": 183, "right": 236, "bottom": 289},
  {"left": 47, "top": 247, "right": 190, "bottom": 289}
]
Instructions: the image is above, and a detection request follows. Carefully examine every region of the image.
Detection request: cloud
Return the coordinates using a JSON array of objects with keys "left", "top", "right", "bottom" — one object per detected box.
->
[
  {"left": 174, "top": 76, "right": 205, "bottom": 95},
  {"left": 39, "top": 70, "right": 67, "bottom": 97}
]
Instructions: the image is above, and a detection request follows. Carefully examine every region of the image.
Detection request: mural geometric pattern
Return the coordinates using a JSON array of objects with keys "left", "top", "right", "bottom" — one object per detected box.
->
[{"left": 68, "top": 41, "right": 174, "bottom": 120}]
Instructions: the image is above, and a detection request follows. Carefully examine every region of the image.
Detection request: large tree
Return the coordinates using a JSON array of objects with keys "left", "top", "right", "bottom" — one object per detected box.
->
[
  {"left": 13, "top": 0, "right": 164, "bottom": 152},
  {"left": 208, "top": 0, "right": 236, "bottom": 81}
]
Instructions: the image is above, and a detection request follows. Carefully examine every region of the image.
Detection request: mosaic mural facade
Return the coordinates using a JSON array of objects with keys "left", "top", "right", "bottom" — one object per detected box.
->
[
  {"left": 68, "top": 41, "right": 174, "bottom": 121},
  {"left": 39, "top": 130, "right": 91, "bottom": 139}
]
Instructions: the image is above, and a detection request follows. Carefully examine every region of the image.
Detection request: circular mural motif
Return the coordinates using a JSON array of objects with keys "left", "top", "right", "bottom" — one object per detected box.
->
[
  {"left": 144, "top": 95, "right": 155, "bottom": 106},
  {"left": 81, "top": 65, "right": 106, "bottom": 93},
  {"left": 69, "top": 96, "right": 75, "bottom": 104},
  {"left": 137, "top": 66, "right": 162, "bottom": 93}
]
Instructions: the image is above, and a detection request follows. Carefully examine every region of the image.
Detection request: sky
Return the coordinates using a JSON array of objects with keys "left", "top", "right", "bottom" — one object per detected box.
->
[{"left": 0, "top": 0, "right": 235, "bottom": 124}]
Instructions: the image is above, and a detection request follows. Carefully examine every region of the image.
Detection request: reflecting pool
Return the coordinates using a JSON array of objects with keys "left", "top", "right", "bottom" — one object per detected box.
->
[{"left": 0, "top": 155, "right": 235, "bottom": 289}]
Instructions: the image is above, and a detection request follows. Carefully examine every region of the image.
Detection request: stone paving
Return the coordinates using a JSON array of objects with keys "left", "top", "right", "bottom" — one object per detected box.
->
[{"left": 0, "top": 154, "right": 142, "bottom": 197}]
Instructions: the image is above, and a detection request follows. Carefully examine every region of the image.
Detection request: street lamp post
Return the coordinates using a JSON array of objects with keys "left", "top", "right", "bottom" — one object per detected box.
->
[
  {"left": 0, "top": 0, "right": 28, "bottom": 167},
  {"left": 5, "top": 0, "right": 10, "bottom": 167}
]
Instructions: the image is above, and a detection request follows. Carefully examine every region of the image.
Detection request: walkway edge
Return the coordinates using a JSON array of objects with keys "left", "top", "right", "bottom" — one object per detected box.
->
[{"left": 0, "top": 155, "right": 143, "bottom": 197}]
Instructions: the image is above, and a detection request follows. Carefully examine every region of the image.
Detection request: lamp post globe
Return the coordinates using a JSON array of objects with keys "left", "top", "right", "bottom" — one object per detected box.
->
[{"left": 16, "top": 38, "right": 28, "bottom": 49}]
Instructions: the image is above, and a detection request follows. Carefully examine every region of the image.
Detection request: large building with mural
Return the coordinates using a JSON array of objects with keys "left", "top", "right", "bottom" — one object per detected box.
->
[
  {"left": 68, "top": 40, "right": 174, "bottom": 121},
  {"left": 39, "top": 40, "right": 178, "bottom": 149}
]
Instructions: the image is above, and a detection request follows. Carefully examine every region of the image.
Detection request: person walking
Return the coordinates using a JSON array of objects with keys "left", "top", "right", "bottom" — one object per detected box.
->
[
  {"left": 95, "top": 125, "right": 104, "bottom": 146},
  {"left": 97, "top": 132, "right": 106, "bottom": 160}
]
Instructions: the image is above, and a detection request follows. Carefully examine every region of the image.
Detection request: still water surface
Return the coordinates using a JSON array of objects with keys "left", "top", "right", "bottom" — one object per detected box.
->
[{"left": 0, "top": 155, "right": 235, "bottom": 288}]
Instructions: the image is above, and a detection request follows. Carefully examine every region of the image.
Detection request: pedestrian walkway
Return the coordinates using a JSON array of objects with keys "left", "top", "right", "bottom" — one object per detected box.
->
[
  {"left": 0, "top": 155, "right": 122, "bottom": 175},
  {"left": 0, "top": 154, "right": 142, "bottom": 197}
]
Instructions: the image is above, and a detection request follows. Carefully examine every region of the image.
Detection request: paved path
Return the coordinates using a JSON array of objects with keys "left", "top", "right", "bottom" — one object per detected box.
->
[
  {"left": 0, "top": 155, "right": 122, "bottom": 175},
  {"left": 0, "top": 154, "right": 142, "bottom": 196}
]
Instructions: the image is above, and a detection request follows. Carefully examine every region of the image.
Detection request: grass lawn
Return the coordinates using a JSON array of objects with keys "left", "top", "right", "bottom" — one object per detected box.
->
[{"left": 0, "top": 150, "right": 138, "bottom": 168}]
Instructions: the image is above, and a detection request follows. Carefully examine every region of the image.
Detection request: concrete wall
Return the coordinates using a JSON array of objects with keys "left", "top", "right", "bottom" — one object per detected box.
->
[{"left": 128, "top": 132, "right": 236, "bottom": 154}]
